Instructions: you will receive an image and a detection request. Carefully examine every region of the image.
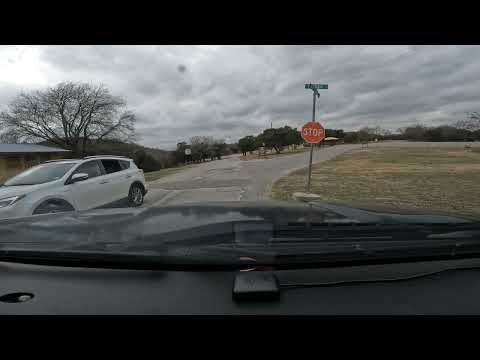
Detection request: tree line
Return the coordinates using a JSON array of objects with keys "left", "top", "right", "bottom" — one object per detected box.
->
[
  {"left": 175, "top": 136, "right": 229, "bottom": 164},
  {"left": 238, "top": 126, "right": 303, "bottom": 156},
  {"left": 344, "top": 114, "right": 480, "bottom": 143},
  {"left": 236, "top": 116, "right": 480, "bottom": 156},
  {"left": 396, "top": 125, "right": 477, "bottom": 142},
  {"left": 237, "top": 126, "right": 350, "bottom": 156},
  {"left": 323, "top": 115, "right": 480, "bottom": 143}
]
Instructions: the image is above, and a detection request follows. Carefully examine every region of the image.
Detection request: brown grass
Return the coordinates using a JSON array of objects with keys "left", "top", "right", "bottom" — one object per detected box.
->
[{"left": 271, "top": 147, "right": 480, "bottom": 218}]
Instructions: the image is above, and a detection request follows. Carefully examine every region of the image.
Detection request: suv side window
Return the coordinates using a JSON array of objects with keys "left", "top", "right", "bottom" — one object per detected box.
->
[
  {"left": 119, "top": 160, "right": 130, "bottom": 170},
  {"left": 73, "top": 161, "right": 102, "bottom": 179},
  {"left": 101, "top": 159, "right": 123, "bottom": 174}
]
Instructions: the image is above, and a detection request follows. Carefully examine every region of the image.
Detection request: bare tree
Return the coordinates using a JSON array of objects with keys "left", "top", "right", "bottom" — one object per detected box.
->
[
  {"left": 455, "top": 112, "right": 480, "bottom": 131},
  {"left": 0, "top": 130, "right": 21, "bottom": 143},
  {"left": 0, "top": 82, "right": 136, "bottom": 156}
]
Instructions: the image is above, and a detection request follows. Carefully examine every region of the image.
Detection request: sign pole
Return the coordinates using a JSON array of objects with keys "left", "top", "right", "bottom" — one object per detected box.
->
[
  {"left": 303, "top": 83, "right": 327, "bottom": 194},
  {"left": 306, "top": 91, "right": 318, "bottom": 193}
]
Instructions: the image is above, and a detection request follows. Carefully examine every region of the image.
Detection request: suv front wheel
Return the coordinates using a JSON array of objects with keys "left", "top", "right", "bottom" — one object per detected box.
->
[
  {"left": 33, "top": 199, "right": 75, "bottom": 215},
  {"left": 128, "top": 183, "right": 144, "bottom": 207}
]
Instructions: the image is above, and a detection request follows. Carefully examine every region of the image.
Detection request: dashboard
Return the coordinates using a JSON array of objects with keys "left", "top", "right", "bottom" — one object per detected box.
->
[{"left": 2, "top": 257, "right": 480, "bottom": 314}]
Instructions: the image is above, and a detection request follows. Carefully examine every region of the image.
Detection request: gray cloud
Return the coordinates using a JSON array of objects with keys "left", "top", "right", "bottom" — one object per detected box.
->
[{"left": 1, "top": 45, "right": 480, "bottom": 149}]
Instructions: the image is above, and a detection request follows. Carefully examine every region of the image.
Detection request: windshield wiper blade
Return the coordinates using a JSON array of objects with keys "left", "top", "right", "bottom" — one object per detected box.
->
[
  {"left": 273, "top": 238, "right": 480, "bottom": 267},
  {"left": 284, "top": 222, "right": 479, "bottom": 229},
  {"left": 0, "top": 248, "right": 250, "bottom": 270},
  {"left": 0, "top": 249, "right": 167, "bottom": 267},
  {"left": 273, "top": 223, "right": 480, "bottom": 242}
]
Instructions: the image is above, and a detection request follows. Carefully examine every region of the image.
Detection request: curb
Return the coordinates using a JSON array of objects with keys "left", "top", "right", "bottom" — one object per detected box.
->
[{"left": 292, "top": 192, "right": 322, "bottom": 202}]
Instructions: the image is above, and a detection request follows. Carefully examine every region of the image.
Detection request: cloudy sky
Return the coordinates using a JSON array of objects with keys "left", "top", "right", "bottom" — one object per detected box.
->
[{"left": 1, "top": 45, "right": 479, "bottom": 149}]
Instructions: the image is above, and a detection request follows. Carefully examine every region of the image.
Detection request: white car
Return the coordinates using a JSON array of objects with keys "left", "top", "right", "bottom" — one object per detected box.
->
[{"left": 0, "top": 156, "right": 148, "bottom": 220}]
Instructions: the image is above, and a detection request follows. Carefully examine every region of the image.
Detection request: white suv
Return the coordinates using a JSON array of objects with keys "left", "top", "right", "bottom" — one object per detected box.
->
[{"left": 0, "top": 156, "right": 148, "bottom": 220}]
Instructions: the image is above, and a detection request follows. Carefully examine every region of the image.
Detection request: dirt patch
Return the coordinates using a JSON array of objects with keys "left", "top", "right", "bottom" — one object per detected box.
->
[{"left": 271, "top": 147, "right": 480, "bottom": 218}]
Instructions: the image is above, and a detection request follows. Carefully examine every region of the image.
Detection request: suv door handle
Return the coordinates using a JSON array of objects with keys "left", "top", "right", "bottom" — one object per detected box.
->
[
  {"left": 99, "top": 180, "right": 109, "bottom": 184},
  {"left": 125, "top": 174, "right": 133, "bottom": 179}
]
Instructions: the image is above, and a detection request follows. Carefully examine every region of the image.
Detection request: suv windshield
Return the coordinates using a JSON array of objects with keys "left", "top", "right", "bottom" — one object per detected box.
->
[{"left": 3, "top": 162, "right": 77, "bottom": 186}]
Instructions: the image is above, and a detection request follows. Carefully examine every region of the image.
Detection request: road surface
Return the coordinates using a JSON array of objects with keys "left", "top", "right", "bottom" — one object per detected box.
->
[{"left": 143, "top": 144, "right": 362, "bottom": 206}]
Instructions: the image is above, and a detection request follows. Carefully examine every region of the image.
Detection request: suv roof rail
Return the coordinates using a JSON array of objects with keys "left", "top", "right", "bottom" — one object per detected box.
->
[
  {"left": 82, "top": 155, "right": 131, "bottom": 160},
  {"left": 44, "top": 158, "right": 81, "bottom": 163}
]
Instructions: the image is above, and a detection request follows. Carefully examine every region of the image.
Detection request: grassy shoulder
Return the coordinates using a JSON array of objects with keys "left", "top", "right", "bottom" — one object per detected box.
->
[
  {"left": 271, "top": 147, "right": 480, "bottom": 217},
  {"left": 144, "top": 163, "right": 197, "bottom": 182}
]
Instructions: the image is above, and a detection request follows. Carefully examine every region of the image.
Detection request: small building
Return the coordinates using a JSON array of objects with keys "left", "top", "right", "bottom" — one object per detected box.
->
[
  {"left": 324, "top": 137, "right": 341, "bottom": 146},
  {"left": 0, "top": 144, "right": 71, "bottom": 183}
]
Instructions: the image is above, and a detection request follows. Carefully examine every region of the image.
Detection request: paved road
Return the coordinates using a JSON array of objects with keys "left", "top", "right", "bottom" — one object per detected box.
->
[{"left": 143, "top": 144, "right": 362, "bottom": 206}]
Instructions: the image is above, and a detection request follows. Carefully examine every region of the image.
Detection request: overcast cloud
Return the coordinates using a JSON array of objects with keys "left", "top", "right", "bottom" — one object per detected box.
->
[{"left": 0, "top": 45, "right": 479, "bottom": 149}]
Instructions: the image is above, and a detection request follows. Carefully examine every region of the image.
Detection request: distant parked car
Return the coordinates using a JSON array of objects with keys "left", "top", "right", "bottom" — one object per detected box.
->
[{"left": 0, "top": 156, "right": 147, "bottom": 220}]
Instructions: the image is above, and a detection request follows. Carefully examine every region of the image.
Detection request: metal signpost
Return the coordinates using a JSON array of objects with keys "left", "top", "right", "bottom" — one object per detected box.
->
[{"left": 303, "top": 83, "right": 328, "bottom": 193}]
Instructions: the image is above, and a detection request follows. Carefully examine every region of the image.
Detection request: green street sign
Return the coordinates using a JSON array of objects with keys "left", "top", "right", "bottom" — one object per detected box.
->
[{"left": 305, "top": 83, "right": 328, "bottom": 90}]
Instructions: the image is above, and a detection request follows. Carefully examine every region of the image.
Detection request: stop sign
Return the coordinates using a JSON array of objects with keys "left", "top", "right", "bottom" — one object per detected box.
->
[{"left": 301, "top": 122, "right": 325, "bottom": 143}]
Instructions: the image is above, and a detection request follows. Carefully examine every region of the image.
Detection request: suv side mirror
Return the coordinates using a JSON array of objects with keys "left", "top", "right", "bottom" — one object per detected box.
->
[{"left": 71, "top": 173, "right": 89, "bottom": 183}]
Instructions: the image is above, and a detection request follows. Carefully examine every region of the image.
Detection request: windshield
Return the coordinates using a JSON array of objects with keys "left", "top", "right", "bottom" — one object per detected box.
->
[
  {"left": 3, "top": 162, "right": 76, "bottom": 186},
  {"left": 0, "top": 45, "right": 480, "bottom": 270}
]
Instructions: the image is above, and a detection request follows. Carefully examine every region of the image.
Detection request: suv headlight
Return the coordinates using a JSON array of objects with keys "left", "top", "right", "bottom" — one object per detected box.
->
[{"left": 0, "top": 195, "right": 26, "bottom": 208}]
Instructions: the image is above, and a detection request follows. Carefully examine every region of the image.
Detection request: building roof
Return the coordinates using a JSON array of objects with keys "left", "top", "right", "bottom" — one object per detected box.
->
[{"left": 0, "top": 143, "right": 71, "bottom": 153}]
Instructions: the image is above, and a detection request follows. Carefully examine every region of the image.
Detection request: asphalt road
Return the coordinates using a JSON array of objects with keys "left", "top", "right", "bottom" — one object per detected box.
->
[{"left": 143, "top": 144, "right": 362, "bottom": 206}]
